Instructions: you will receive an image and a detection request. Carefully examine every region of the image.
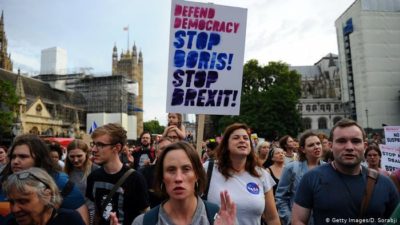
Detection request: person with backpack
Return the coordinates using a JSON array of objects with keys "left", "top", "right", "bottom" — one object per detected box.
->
[{"left": 111, "top": 141, "right": 237, "bottom": 225}]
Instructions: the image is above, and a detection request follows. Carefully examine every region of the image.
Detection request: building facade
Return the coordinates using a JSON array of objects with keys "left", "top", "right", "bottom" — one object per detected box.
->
[
  {"left": 0, "top": 68, "right": 86, "bottom": 137},
  {"left": 40, "top": 47, "right": 67, "bottom": 75},
  {"left": 336, "top": 0, "right": 400, "bottom": 129},
  {"left": 0, "top": 11, "right": 12, "bottom": 71},
  {"left": 291, "top": 53, "right": 346, "bottom": 132},
  {"left": 112, "top": 43, "right": 144, "bottom": 137}
]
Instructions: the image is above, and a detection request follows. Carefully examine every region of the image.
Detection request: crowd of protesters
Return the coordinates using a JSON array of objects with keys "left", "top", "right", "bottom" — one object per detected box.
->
[{"left": 0, "top": 115, "right": 399, "bottom": 225}]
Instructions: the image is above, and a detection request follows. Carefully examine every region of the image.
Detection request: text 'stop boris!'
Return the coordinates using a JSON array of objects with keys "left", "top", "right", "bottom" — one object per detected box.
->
[{"left": 166, "top": 0, "right": 247, "bottom": 115}]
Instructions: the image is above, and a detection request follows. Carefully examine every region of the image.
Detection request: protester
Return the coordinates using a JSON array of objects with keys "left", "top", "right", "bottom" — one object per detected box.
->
[
  {"left": 47, "top": 141, "right": 65, "bottom": 170},
  {"left": 256, "top": 141, "right": 271, "bottom": 168},
  {"left": 0, "top": 145, "right": 8, "bottom": 173},
  {"left": 132, "top": 131, "right": 155, "bottom": 170},
  {"left": 3, "top": 167, "right": 86, "bottom": 225},
  {"left": 275, "top": 130, "right": 323, "bottom": 225},
  {"left": 201, "top": 139, "right": 218, "bottom": 163},
  {"left": 364, "top": 144, "right": 390, "bottom": 176},
  {"left": 65, "top": 139, "right": 99, "bottom": 225},
  {"left": 162, "top": 113, "right": 186, "bottom": 140},
  {"left": 390, "top": 168, "right": 400, "bottom": 193},
  {"left": 279, "top": 135, "right": 297, "bottom": 164},
  {"left": 163, "top": 126, "right": 183, "bottom": 142},
  {"left": 138, "top": 137, "right": 173, "bottom": 208},
  {"left": 111, "top": 141, "right": 237, "bottom": 225},
  {"left": 204, "top": 123, "right": 280, "bottom": 225},
  {"left": 0, "top": 134, "right": 89, "bottom": 225},
  {"left": 265, "top": 147, "right": 285, "bottom": 195},
  {"left": 292, "top": 119, "right": 399, "bottom": 225},
  {"left": 317, "top": 133, "right": 333, "bottom": 162},
  {"left": 86, "top": 123, "right": 149, "bottom": 225}
]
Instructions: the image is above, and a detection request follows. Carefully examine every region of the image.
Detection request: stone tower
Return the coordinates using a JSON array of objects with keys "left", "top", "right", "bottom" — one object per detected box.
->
[
  {"left": 112, "top": 43, "right": 143, "bottom": 138},
  {"left": 0, "top": 11, "right": 13, "bottom": 71}
]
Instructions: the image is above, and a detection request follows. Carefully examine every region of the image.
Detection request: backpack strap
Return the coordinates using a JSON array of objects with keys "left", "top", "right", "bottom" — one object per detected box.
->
[
  {"left": 143, "top": 205, "right": 160, "bottom": 225},
  {"left": 359, "top": 168, "right": 379, "bottom": 218},
  {"left": 202, "top": 159, "right": 214, "bottom": 200},
  {"left": 60, "top": 180, "right": 75, "bottom": 197},
  {"left": 99, "top": 168, "right": 135, "bottom": 216},
  {"left": 204, "top": 200, "right": 219, "bottom": 225}
]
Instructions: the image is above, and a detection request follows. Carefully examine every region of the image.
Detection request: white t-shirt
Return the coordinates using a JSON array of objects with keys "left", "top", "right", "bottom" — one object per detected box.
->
[{"left": 204, "top": 161, "right": 275, "bottom": 225}]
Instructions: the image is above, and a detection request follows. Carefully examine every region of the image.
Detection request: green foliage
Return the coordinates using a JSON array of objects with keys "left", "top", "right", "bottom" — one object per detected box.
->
[
  {"left": 213, "top": 60, "right": 302, "bottom": 139},
  {"left": 143, "top": 120, "right": 165, "bottom": 135},
  {"left": 0, "top": 79, "right": 19, "bottom": 132}
]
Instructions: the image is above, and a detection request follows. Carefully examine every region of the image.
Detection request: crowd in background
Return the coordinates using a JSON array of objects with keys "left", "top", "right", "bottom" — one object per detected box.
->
[{"left": 0, "top": 114, "right": 399, "bottom": 225}]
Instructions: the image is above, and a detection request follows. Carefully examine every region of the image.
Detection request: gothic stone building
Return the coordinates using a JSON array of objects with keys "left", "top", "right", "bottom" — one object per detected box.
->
[
  {"left": 291, "top": 53, "right": 346, "bottom": 132},
  {"left": 112, "top": 43, "right": 144, "bottom": 137}
]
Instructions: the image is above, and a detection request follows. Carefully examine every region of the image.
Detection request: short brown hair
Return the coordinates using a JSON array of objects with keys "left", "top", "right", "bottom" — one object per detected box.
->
[
  {"left": 215, "top": 123, "right": 260, "bottom": 179},
  {"left": 154, "top": 141, "right": 206, "bottom": 197},
  {"left": 91, "top": 123, "right": 127, "bottom": 146},
  {"left": 329, "top": 119, "right": 366, "bottom": 141}
]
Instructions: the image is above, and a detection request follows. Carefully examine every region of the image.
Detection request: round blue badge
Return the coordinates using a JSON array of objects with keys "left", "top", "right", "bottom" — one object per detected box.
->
[{"left": 246, "top": 182, "right": 260, "bottom": 194}]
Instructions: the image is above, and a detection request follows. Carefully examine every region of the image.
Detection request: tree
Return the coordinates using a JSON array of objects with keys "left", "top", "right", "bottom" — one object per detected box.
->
[
  {"left": 212, "top": 60, "right": 302, "bottom": 139},
  {"left": 143, "top": 120, "right": 165, "bottom": 135},
  {"left": 0, "top": 79, "right": 19, "bottom": 133}
]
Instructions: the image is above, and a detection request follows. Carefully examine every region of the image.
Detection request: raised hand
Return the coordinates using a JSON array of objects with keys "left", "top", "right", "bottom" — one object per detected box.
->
[{"left": 214, "top": 190, "right": 237, "bottom": 225}]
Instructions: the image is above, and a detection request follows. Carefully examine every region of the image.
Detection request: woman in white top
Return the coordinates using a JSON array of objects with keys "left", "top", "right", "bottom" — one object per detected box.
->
[{"left": 204, "top": 123, "right": 280, "bottom": 225}]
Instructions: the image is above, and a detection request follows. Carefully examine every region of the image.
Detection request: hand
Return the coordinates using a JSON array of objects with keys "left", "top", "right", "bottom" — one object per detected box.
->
[
  {"left": 214, "top": 190, "right": 237, "bottom": 225},
  {"left": 109, "top": 212, "right": 120, "bottom": 225}
]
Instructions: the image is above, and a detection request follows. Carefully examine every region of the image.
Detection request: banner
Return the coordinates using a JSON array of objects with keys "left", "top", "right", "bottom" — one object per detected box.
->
[
  {"left": 379, "top": 144, "right": 400, "bottom": 172},
  {"left": 383, "top": 126, "right": 400, "bottom": 146},
  {"left": 166, "top": 0, "right": 247, "bottom": 115}
]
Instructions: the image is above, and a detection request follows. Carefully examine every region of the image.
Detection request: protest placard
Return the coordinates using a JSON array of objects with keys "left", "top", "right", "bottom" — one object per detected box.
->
[
  {"left": 166, "top": 0, "right": 247, "bottom": 115},
  {"left": 384, "top": 126, "right": 400, "bottom": 147},
  {"left": 380, "top": 144, "right": 400, "bottom": 172}
]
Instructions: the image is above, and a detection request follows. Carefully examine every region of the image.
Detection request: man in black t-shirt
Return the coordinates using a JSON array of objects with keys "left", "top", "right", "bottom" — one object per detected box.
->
[
  {"left": 132, "top": 131, "right": 155, "bottom": 170},
  {"left": 86, "top": 123, "right": 149, "bottom": 225}
]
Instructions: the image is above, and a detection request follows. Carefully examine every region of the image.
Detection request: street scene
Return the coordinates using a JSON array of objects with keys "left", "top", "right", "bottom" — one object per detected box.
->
[{"left": 0, "top": 0, "right": 399, "bottom": 224}]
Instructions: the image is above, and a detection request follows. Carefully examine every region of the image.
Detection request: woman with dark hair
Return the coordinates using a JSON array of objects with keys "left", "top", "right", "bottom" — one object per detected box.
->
[
  {"left": 3, "top": 167, "right": 85, "bottom": 225},
  {"left": 204, "top": 123, "right": 280, "bottom": 225},
  {"left": 279, "top": 135, "right": 297, "bottom": 164},
  {"left": 111, "top": 141, "right": 237, "bottom": 225},
  {"left": 0, "top": 145, "right": 8, "bottom": 173},
  {"left": 364, "top": 144, "right": 389, "bottom": 176},
  {"left": 264, "top": 147, "right": 285, "bottom": 195},
  {"left": 275, "top": 130, "right": 323, "bottom": 225},
  {"left": 0, "top": 134, "right": 89, "bottom": 225}
]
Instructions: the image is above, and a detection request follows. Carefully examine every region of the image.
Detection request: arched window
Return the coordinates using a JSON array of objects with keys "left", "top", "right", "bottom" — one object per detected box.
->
[
  {"left": 298, "top": 104, "right": 303, "bottom": 111},
  {"left": 320, "top": 105, "right": 325, "bottom": 111},
  {"left": 306, "top": 105, "right": 311, "bottom": 112},
  {"left": 334, "top": 104, "right": 339, "bottom": 111},
  {"left": 326, "top": 104, "right": 331, "bottom": 111},
  {"left": 318, "top": 117, "right": 327, "bottom": 129},
  {"left": 302, "top": 118, "right": 312, "bottom": 130},
  {"left": 312, "top": 105, "right": 317, "bottom": 111}
]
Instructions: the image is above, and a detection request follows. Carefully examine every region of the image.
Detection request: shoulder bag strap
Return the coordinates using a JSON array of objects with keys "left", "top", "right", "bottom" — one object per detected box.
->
[
  {"left": 204, "top": 200, "right": 220, "bottom": 225},
  {"left": 359, "top": 168, "right": 379, "bottom": 218},
  {"left": 202, "top": 159, "right": 214, "bottom": 200},
  {"left": 99, "top": 168, "right": 135, "bottom": 216},
  {"left": 143, "top": 205, "right": 160, "bottom": 225}
]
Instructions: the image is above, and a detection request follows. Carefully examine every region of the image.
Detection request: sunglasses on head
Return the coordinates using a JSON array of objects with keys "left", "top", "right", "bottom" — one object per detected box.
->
[{"left": 16, "top": 171, "right": 50, "bottom": 189}]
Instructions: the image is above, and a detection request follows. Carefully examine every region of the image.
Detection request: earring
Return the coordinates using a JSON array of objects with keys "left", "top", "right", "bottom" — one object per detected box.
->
[
  {"left": 195, "top": 181, "right": 199, "bottom": 191},
  {"left": 160, "top": 183, "right": 164, "bottom": 191}
]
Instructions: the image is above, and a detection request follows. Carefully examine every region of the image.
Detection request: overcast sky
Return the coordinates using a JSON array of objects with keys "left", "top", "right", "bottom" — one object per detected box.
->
[{"left": 2, "top": 0, "right": 354, "bottom": 125}]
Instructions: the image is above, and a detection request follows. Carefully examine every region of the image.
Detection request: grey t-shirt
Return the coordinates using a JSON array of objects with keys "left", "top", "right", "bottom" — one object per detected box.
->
[{"left": 132, "top": 197, "right": 212, "bottom": 225}]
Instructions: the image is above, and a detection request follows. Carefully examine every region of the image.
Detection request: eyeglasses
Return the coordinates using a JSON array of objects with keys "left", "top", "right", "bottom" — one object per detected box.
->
[
  {"left": 16, "top": 171, "right": 50, "bottom": 189},
  {"left": 90, "top": 142, "right": 115, "bottom": 149}
]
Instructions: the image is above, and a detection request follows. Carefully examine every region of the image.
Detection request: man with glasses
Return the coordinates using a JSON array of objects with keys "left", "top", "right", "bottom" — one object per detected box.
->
[{"left": 86, "top": 123, "right": 149, "bottom": 225}]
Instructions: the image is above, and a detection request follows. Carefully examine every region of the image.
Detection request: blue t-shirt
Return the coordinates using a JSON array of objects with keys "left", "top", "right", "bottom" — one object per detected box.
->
[{"left": 295, "top": 164, "right": 399, "bottom": 225}]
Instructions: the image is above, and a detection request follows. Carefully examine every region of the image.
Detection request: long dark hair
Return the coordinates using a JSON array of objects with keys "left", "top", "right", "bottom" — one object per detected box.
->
[
  {"left": 1, "top": 134, "right": 60, "bottom": 180},
  {"left": 215, "top": 123, "right": 260, "bottom": 179}
]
